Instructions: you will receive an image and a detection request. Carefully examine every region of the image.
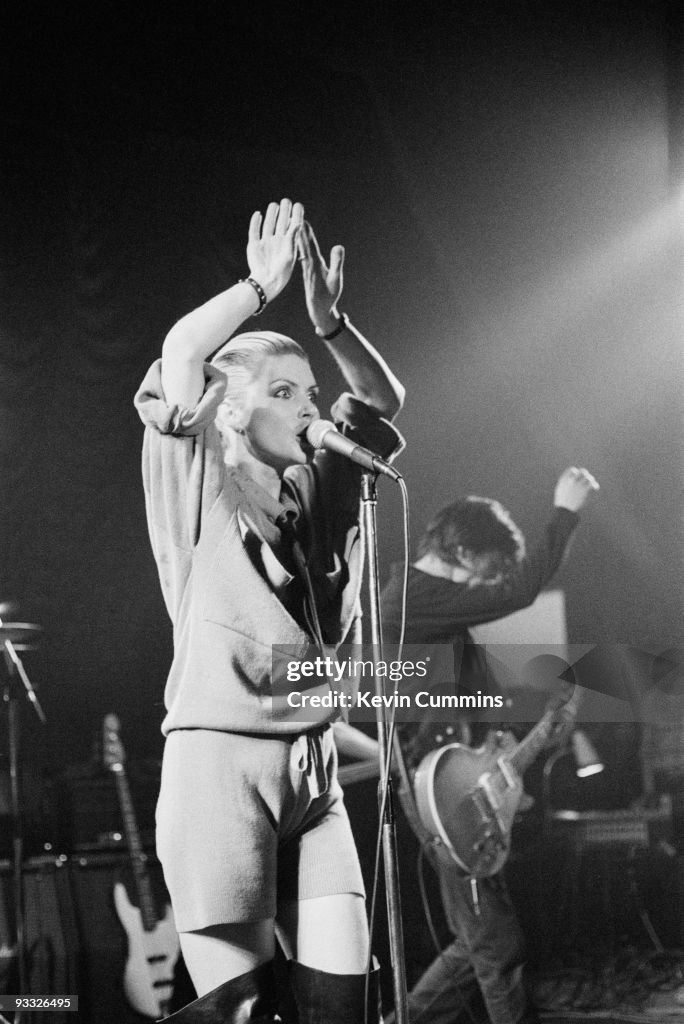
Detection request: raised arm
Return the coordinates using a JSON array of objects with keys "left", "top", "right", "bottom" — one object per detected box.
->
[
  {"left": 299, "top": 222, "right": 405, "bottom": 420},
  {"left": 553, "top": 466, "right": 600, "bottom": 512},
  {"left": 447, "top": 466, "right": 600, "bottom": 625},
  {"left": 384, "top": 467, "right": 600, "bottom": 643},
  {"left": 161, "top": 200, "right": 304, "bottom": 408}
]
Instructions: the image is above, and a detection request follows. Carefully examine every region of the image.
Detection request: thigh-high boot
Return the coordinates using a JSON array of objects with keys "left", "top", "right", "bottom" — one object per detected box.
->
[
  {"left": 163, "top": 960, "right": 280, "bottom": 1023},
  {"left": 286, "top": 959, "right": 383, "bottom": 1024}
]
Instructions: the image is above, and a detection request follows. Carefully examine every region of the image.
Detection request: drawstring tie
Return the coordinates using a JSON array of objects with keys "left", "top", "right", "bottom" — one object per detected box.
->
[{"left": 291, "top": 729, "right": 329, "bottom": 799}]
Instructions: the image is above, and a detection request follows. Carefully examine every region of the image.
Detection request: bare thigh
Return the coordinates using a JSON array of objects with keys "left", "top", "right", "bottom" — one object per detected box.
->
[
  {"left": 276, "top": 893, "right": 369, "bottom": 974},
  {"left": 179, "top": 919, "right": 276, "bottom": 997}
]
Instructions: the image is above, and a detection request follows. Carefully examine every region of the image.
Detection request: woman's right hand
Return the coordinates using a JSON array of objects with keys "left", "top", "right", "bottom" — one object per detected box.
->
[
  {"left": 246, "top": 199, "right": 304, "bottom": 302},
  {"left": 554, "top": 466, "right": 600, "bottom": 511}
]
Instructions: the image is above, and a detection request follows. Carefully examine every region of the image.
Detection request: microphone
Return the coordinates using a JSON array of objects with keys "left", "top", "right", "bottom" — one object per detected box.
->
[{"left": 306, "top": 420, "right": 402, "bottom": 482}]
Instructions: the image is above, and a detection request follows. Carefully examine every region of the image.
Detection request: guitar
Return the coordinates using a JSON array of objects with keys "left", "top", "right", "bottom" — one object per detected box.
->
[
  {"left": 102, "top": 713, "right": 180, "bottom": 1019},
  {"left": 413, "top": 687, "right": 574, "bottom": 878}
]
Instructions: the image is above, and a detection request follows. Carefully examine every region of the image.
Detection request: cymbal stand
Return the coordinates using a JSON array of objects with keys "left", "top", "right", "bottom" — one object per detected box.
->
[{"left": 1, "top": 615, "right": 46, "bottom": 1022}]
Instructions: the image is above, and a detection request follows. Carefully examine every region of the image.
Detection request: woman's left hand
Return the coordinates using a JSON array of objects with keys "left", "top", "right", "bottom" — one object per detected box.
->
[{"left": 299, "top": 221, "right": 344, "bottom": 336}]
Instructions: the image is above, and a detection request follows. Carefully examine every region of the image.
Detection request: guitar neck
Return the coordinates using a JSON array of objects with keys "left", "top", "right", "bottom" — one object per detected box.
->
[
  {"left": 112, "top": 767, "right": 158, "bottom": 932},
  {"left": 507, "top": 708, "right": 559, "bottom": 776}
]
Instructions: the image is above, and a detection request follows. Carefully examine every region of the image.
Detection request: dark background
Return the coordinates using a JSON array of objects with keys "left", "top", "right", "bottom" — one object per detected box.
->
[{"left": 1, "top": 0, "right": 683, "bottom": 985}]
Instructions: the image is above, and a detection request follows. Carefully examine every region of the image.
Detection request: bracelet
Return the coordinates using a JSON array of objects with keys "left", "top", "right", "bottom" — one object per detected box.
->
[
  {"left": 239, "top": 277, "right": 268, "bottom": 316},
  {"left": 315, "top": 312, "right": 348, "bottom": 340}
]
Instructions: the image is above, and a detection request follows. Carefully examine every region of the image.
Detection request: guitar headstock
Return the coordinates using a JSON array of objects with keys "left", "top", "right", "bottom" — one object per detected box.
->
[{"left": 103, "top": 712, "right": 125, "bottom": 772}]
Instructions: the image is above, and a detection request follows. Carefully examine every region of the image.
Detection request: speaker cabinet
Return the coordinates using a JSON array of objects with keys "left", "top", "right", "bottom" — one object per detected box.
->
[
  {"left": 1, "top": 852, "right": 194, "bottom": 1024},
  {"left": 53, "top": 765, "right": 160, "bottom": 852},
  {"left": 68, "top": 851, "right": 193, "bottom": 1022},
  {"left": 0, "top": 857, "right": 78, "bottom": 1024}
]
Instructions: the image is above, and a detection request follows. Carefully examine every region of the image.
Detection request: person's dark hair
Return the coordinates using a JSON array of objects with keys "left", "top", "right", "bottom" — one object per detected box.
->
[{"left": 417, "top": 496, "right": 525, "bottom": 580}]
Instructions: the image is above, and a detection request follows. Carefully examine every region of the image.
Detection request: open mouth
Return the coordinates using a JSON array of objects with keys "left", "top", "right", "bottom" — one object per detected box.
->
[{"left": 297, "top": 431, "right": 315, "bottom": 458}]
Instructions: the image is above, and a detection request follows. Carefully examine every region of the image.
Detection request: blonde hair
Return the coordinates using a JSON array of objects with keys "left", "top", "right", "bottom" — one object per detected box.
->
[{"left": 212, "top": 331, "right": 308, "bottom": 401}]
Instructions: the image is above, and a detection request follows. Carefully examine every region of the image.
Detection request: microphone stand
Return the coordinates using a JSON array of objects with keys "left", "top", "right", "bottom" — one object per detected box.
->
[
  {"left": 359, "top": 473, "right": 409, "bottom": 1024},
  {"left": 1, "top": 616, "right": 46, "bottom": 1021}
]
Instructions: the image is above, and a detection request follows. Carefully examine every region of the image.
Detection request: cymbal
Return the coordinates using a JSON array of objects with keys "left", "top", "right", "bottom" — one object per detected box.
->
[{"left": 0, "top": 623, "right": 42, "bottom": 645}]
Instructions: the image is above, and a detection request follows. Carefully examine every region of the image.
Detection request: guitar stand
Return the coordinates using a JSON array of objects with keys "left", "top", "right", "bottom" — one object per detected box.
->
[
  {"left": 1, "top": 619, "right": 46, "bottom": 1024},
  {"left": 359, "top": 473, "right": 409, "bottom": 1024}
]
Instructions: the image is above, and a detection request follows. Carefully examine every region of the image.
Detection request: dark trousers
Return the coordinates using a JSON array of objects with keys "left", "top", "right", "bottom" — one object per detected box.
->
[{"left": 391, "top": 866, "right": 538, "bottom": 1024}]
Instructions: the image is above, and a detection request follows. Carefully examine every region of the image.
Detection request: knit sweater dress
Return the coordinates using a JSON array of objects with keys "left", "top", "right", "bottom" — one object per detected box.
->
[{"left": 135, "top": 360, "right": 403, "bottom": 927}]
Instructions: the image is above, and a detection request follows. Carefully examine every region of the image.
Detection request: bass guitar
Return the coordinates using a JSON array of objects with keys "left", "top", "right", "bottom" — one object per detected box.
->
[
  {"left": 413, "top": 687, "right": 574, "bottom": 878},
  {"left": 103, "top": 713, "right": 180, "bottom": 1019}
]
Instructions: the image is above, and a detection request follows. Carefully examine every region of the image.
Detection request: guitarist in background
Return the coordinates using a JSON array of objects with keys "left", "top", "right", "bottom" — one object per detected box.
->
[{"left": 381, "top": 466, "right": 599, "bottom": 1024}]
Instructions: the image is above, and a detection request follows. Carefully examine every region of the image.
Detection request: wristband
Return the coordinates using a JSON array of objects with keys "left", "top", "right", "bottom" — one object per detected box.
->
[
  {"left": 239, "top": 277, "right": 268, "bottom": 316},
  {"left": 315, "top": 312, "right": 348, "bottom": 340}
]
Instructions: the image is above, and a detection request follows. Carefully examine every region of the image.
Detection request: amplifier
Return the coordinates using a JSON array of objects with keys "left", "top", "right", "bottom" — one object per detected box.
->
[
  {"left": 0, "top": 851, "right": 194, "bottom": 1023},
  {"left": 53, "top": 763, "right": 160, "bottom": 852},
  {"left": 547, "top": 795, "right": 672, "bottom": 849},
  {"left": 0, "top": 762, "right": 57, "bottom": 857},
  {"left": 0, "top": 856, "right": 78, "bottom": 1024}
]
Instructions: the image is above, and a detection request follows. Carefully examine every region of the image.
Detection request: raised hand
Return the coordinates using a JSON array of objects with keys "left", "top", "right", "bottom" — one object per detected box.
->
[
  {"left": 298, "top": 221, "right": 344, "bottom": 335},
  {"left": 554, "top": 467, "right": 600, "bottom": 511},
  {"left": 246, "top": 199, "right": 304, "bottom": 303}
]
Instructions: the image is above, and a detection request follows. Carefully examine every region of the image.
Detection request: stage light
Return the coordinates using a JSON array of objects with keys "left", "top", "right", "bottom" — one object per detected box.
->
[
  {"left": 572, "top": 729, "right": 604, "bottom": 777},
  {"left": 542, "top": 730, "right": 605, "bottom": 815}
]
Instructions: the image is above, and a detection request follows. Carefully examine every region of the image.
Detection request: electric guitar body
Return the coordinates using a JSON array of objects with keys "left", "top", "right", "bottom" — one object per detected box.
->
[
  {"left": 113, "top": 883, "right": 179, "bottom": 1019},
  {"left": 414, "top": 731, "right": 522, "bottom": 877},
  {"left": 413, "top": 689, "right": 572, "bottom": 877}
]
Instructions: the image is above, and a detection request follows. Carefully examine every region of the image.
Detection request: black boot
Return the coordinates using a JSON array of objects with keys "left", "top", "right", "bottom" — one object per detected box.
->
[
  {"left": 287, "top": 960, "right": 383, "bottom": 1024},
  {"left": 163, "top": 960, "right": 280, "bottom": 1022}
]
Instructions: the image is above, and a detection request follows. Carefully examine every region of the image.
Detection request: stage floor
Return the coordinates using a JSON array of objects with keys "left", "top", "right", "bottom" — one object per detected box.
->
[{"left": 533, "top": 949, "right": 684, "bottom": 1024}]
